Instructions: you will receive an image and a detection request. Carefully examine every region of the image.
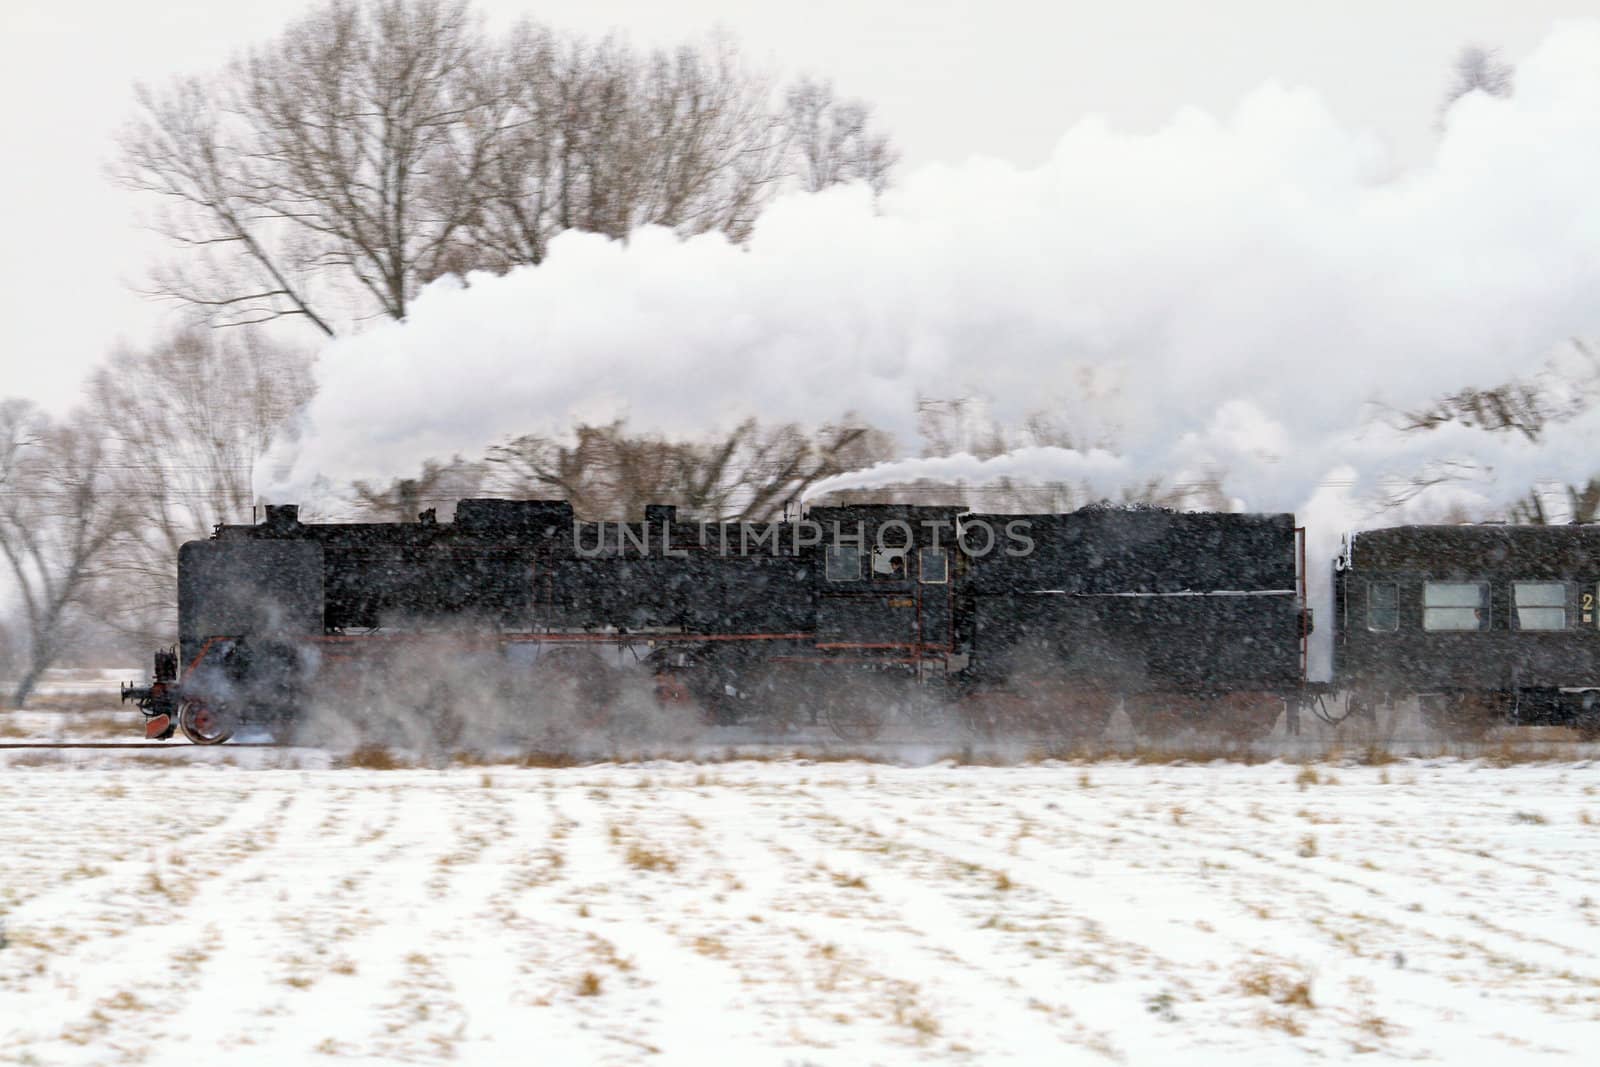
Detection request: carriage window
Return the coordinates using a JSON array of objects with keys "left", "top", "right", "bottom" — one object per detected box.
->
[
  {"left": 1514, "top": 581, "right": 1568, "bottom": 631},
  {"left": 919, "top": 547, "right": 948, "bottom": 584},
  {"left": 825, "top": 545, "right": 861, "bottom": 582},
  {"left": 1423, "top": 581, "right": 1488, "bottom": 631},
  {"left": 1366, "top": 581, "right": 1398, "bottom": 632}
]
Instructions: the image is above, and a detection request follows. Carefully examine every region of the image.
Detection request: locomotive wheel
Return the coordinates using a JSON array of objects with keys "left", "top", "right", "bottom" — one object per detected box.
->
[
  {"left": 690, "top": 675, "right": 746, "bottom": 727},
  {"left": 693, "top": 665, "right": 801, "bottom": 731},
  {"left": 1419, "top": 693, "right": 1500, "bottom": 742},
  {"left": 822, "top": 695, "right": 887, "bottom": 742},
  {"left": 652, "top": 672, "right": 693, "bottom": 708},
  {"left": 818, "top": 673, "right": 894, "bottom": 742},
  {"left": 178, "top": 699, "right": 235, "bottom": 745}
]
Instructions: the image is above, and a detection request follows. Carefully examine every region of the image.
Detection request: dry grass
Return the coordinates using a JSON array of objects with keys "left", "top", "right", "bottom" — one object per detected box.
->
[
  {"left": 1130, "top": 744, "right": 1271, "bottom": 765},
  {"left": 64, "top": 714, "right": 137, "bottom": 739},
  {"left": 951, "top": 746, "right": 1020, "bottom": 767},
  {"left": 576, "top": 971, "right": 603, "bottom": 997},
  {"left": 338, "top": 745, "right": 410, "bottom": 770},
  {"left": 1240, "top": 964, "right": 1314, "bottom": 1009},
  {"left": 1479, "top": 739, "right": 1590, "bottom": 766},
  {"left": 624, "top": 843, "right": 678, "bottom": 873},
  {"left": 19, "top": 693, "right": 119, "bottom": 712},
  {"left": 516, "top": 750, "right": 585, "bottom": 769},
  {"left": 1257, "top": 1010, "right": 1307, "bottom": 1037},
  {"left": 1356, "top": 744, "right": 1401, "bottom": 766},
  {"left": 1279, "top": 981, "right": 1314, "bottom": 1010},
  {"left": 339, "top": 734, "right": 1600, "bottom": 772},
  {"left": 692, "top": 935, "right": 729, "bottom": 958},
  {"left": 889, "top": 985, "right": 942, "bottom": 1039},
  {"left": 7, "top": 752, "right": 63, "bottom": 767}
]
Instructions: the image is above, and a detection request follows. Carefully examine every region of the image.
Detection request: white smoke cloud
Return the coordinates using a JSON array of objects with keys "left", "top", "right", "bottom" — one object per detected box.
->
[
  {"left": 802, "top": 446, "right": 1131, "bottom": 501},
  {"left": 261, "top": 20, "right": 1600, "bottom": 536}
]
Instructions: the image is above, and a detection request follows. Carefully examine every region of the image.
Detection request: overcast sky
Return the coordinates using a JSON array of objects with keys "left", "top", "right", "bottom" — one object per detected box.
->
[{"left": 2, "top": 0, "right": 1594, "bottom": 410}]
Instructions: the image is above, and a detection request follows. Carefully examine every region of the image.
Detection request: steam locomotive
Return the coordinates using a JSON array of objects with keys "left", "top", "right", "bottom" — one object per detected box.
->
[{"left": 119, "top": 498, "right": 1600, "bottom": 744}]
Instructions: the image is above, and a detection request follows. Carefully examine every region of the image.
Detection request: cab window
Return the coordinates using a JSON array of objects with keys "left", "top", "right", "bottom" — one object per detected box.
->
[
  {"left": 825, "top": 545, "right": 861, "bottom": 582},
  {"left": 1423, "top": 581, "right": 1488, "bottom": 631},
  {"left": 1513, "top": 581, "right": 1568, "bottom": 631},
  {"left": 870, "top": 547, "right": 908, "bottom": 580},
  {"left": 1366, "top": 581, "right": 1398, "bottom": 632}
]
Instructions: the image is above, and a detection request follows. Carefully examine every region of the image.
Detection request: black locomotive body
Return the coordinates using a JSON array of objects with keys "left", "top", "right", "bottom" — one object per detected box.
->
[
  {"left": 123, "top": 499, "right": 1309, "bottom": 744},
  {"left": 1333, "top": 524, "right": 1600, "bottom": 739}
]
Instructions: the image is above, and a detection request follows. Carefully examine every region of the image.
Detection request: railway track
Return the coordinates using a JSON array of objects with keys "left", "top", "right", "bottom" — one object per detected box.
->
[
  {"left": 2, "top": 732, "right": 1596, "bottom": 758},
  {"left": 0, "top": 741, "right": 287, "bottom": 750}
]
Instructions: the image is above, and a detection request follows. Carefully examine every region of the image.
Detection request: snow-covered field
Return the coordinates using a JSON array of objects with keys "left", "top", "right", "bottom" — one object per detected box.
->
[{"left": 2, "top": 752, "right": 1598, "bottom": 1065}]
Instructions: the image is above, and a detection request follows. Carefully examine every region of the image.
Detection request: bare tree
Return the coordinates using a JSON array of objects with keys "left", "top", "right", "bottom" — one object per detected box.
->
[
  {"left": 1384, "top": 341, "right": 1600, "bottom": 522},
  {"left": 485, "top": 418, "right": 888, "bottom": 521},
  {"left": 119, "top": 0, "right": 507, "bottom": 330},
  {"left": 468, "top": 27, "right": 789, "bottom": 268},
  {"left": 0, "top": 402, "right": 130, "bottom": 706},
  {"left": 122, "top": 4, "right": 901, "bottom": 309},
  {"left": 915, "top": 395, "right": 1010, "bottom": 460},
  {"left": 117, "top": 76, "right": 339, "bottom": 334},
  {"left": 782, "top": 76, "right": 898, "bottom": 196},
  {"left": 0, "top": 617, "right": 15, "bottom": 685},
  {"left": 351, "top": 455, "right": 487, "bottom": 521},
  {"left": 87, "top": 331, "right": 315, "bottom": 644},
  {"left": 1391, "top": 382, "right": 1552, "bottom": 442}
]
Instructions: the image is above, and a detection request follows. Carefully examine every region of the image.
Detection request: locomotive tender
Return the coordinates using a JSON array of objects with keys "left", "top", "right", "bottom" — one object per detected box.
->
[
  {"left": 122, "top": 499, "right": 1308, "bottom": 744},
  {"left": 121, "top": 498, "right": 1600, "bottom": 744}
]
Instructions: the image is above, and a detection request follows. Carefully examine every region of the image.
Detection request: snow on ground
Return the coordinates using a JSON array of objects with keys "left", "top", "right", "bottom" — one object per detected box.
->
[{"left": 2, "top": 755, "right": 1598, "bottom": 1065}]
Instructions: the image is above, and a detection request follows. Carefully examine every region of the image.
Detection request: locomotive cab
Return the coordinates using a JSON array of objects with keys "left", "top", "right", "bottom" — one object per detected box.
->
[{"left": 806, "top": 503, "right": 962, "bottom": 658}]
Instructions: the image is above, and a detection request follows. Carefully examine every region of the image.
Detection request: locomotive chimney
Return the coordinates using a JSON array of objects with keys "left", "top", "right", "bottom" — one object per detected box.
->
[{"left": 263, "top": 504, "right": 301, "bottom": 527}]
